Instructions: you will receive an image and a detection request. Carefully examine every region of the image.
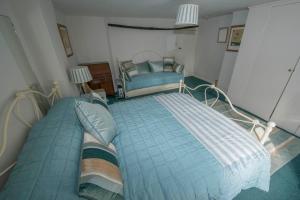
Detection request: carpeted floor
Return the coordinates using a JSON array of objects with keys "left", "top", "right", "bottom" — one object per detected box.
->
[
  {"left": 235, "top": 154, "right": 300, "bottom": 200},
  {"left": 108, "top": 76, "right": 300, "bottom": 200}
]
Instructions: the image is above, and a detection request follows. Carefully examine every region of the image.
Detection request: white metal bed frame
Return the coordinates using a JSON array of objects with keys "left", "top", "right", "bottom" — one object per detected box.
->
[
  {"left": 0, "top": 81, "right": 61, "bottom": 176},
  {"left": 179, "top": 80, "right": 276, "bottom": 145},
  {"left": 0, "top": 80, "right": 275, "bottom": 177},
  {"left": 118, "top": 50, "right": 184, "bottom": 98}
]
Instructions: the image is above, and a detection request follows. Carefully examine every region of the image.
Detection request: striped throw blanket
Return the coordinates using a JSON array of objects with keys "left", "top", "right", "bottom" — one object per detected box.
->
[{"left": 155, "top": 93, "right": 270, "bottom": 168}]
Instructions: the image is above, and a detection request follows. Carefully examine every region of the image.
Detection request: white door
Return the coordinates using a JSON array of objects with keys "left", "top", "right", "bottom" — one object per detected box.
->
[
  {"left": 270, "top": 58, "right": 300, "bottom": 135},
  {"left": 234, "top": 2, "right": 300, "bottom": 120}
]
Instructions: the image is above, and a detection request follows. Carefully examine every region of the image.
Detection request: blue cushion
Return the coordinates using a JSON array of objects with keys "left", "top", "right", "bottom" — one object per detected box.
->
[
  {"left": 75, "top": 100, "right": 116, "bottom": 145},
  {"left": 135, "top": 61, "right": 150, "bottom": 74},
  {"left": 148, "top": 61, "right": 163, "bottom": 72},
  {"left": 90, "top": 92, "right": 109, "bottom": 110},
  {"left": 126, "top": 72, "right": 184, "bottom": 91}
]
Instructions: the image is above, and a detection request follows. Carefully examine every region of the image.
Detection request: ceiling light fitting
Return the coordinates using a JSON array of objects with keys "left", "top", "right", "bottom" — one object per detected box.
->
[{"left": 175, "top": 4, "right": 199, "bottom": 26}]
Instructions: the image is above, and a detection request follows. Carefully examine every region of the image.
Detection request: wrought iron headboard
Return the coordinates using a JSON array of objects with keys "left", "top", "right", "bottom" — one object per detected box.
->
[{"left": 0, "top": 81, "right": 62, "bottom": 176}]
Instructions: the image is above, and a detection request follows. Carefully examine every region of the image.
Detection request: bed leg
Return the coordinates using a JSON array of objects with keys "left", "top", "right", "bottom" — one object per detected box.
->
[
  {"left": 179, "top": 79, "right": 183, "bottom": 93},
  {"left": 261, "top": 122, "right": 276, "bottom": 145},
  {"left": 53, "top": 81, "right": 62, "bottom": 98}
]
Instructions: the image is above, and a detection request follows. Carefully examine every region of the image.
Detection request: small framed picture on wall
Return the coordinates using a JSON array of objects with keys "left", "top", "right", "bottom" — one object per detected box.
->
[
  {"left": 217, "top": 27, "right": 228, "bottom": 43},
  {"left": 57, "top": 24, "right": 73, "bottom": 57},
  {"left": 227, "top": 25, "right": 245, "bottom": 52}
]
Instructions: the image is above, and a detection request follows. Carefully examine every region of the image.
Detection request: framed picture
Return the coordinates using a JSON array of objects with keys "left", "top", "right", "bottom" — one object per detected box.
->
[
  {"left": 227, "top": 25, "right": 245, "bottom": 52},
  {"left": 217, "top": 27, "right": 228, "bottom": 43},
  {"left": 57, "top": 24, "right": 73, "bottom": 57}
]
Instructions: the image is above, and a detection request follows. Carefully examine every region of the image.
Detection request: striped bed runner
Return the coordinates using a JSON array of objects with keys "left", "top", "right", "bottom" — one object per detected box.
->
[{"left": 155, "top": 93, "right": 269, "bottom": 168}]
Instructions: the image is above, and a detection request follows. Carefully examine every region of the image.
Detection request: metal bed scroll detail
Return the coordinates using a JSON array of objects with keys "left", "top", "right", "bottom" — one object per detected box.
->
[
  {"left": 0, "top": 81, "right": 62, "bottom": 175},
  {"left": 179, "top": 80, "right": 276, "bottom": 145}
]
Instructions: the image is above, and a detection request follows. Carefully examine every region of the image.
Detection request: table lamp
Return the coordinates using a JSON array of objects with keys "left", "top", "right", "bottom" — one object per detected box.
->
[{"left": 69, "top": 66, "right": 92, "bottom": 94}]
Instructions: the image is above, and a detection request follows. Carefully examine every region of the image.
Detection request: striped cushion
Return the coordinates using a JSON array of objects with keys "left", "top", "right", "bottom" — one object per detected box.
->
[
  {"left": 173, "top": 63, "right": 184, "bottom": 74},
  {"left": 119, "top": 66, "right": 131, "bottom": 82},
  {"left": 163, "top": 57, "right": 175, "bottom": 72},
  {"left": 79, "top": 132, "right": 123, "bottom": 200},
  {"left": 122, "top": 60, "right": 138, "bottom": 77}
]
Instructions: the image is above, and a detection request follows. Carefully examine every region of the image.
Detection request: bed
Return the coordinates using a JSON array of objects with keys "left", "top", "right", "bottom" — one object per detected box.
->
[
  {"left": 0, "top": 81, "right": 275, "bottom": 200},
  {"left": 117, "top": 50, "right": 184, "bottom": 98},
  {"left": 110, "top": 86, "right": 272, "bottom": 200}
]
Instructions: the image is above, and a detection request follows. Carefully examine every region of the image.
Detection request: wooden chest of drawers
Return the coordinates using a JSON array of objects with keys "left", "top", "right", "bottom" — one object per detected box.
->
[{"left": 80, "top": 62, "right": 115, "bottom": 96}]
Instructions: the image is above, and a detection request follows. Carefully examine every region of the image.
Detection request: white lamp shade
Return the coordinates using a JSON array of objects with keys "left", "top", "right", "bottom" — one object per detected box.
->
[
  {"left": 69, "top": 66, "right": 92, "bottom": 84},
  {"left": 175, "top": 4, "right": 199, "bottom": 26}
]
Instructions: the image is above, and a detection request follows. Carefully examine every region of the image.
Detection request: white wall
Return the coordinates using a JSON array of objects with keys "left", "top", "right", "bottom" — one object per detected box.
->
[
  {"left": 175, "top": 29, "right": 198, "bottom": 77},
  {"left": 0, "top": 0, "right": 79, "bottom": 188},
  {"left": 194, "top": 15, "right": 233, "bottom": 83},
  {"left": 218, "top": 10, "right": 249, "bottom": 92},
  {"left": 54, "top": 7, "right": 78, "bottom": 67},
  {"left": 227, "top": 0, "right": 300, "bottom": 123},
  {"left": 66, "top": 16, "right": 112, "bottom": 64},
  {"left": 108, "top": 17, "right": 181, "bottom": 79},
  {"left": 0, "top": 14, "right": 38, "bottom": 188},
  {"left": 65, "top": 15, "right": 198, "bottom": 87},
  {"left": 7, "top": 0, "right": 78, "bottom": 96}
]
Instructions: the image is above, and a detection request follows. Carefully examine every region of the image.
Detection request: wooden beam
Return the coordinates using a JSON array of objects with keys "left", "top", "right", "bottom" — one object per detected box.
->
[{"left": 107, "top": 23, "right": 198, "bottom": 30}]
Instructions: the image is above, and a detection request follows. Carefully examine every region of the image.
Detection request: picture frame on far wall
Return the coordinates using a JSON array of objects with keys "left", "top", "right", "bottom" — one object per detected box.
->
[
  {"left": 217, "top": 27, "right": 228, "bottom": 43},
  {"left": 227, "top": 25, "right": 245, "bottom": 52},
  {"left": 57, "top": 24, "right": 73, "bottom": 57}
]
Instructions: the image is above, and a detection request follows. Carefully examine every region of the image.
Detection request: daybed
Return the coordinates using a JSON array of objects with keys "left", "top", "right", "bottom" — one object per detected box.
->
[
  {"left": 118, "top": 51, "right": 184, "bottom": 98},
  {"left": 0, "top": 81, "right": 276, "bottom": 200}
]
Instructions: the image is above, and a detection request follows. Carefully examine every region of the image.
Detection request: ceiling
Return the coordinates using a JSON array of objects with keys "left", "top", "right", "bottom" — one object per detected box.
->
[{"left": 53, "top": 0, "right": 276, "bottom": 19}]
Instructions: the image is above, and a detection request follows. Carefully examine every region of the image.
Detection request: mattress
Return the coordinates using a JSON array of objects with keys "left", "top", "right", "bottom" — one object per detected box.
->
[
  {"left": 126, "top": 72, "right": 183, "bottom": 91},
  {"left": 110, "top": 93, "right": 270, "bottom": 200}
]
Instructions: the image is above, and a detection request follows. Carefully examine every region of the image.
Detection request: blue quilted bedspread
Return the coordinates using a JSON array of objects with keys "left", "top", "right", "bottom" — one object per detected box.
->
[
  {"left": 110, "top": 95, "right": 270, "bottom": 200},
  {"left": 1, "top": 95, "right": 270, "bottom": 200},
  {"left": 0, "top": 98, "right": 85, "bottom": 200}
]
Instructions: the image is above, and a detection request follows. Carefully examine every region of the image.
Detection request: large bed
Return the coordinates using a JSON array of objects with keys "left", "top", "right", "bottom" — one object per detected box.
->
[
  {"left": 110, "top": 93, "right": 270, "bottom": 200},
  {"left": 0, "top": 81, "right": 275, "bottom": 200}
]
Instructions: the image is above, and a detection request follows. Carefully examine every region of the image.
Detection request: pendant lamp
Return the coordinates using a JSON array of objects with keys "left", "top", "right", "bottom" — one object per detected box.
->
[{"left": 175, "top": 4, "right": 199, "bottom": 26}]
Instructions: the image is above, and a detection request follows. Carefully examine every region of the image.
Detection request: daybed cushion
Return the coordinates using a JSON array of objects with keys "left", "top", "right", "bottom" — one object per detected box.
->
[
  {"left": 135, "top": 61, "right": 150, "bottom": 75},
  {"left": 79, "top": 132, "right": 123, "bottom": 200},
  {"left": 148, "top": 61, "right": 164, "bottom": 72},
  {"left": 122, "top": 60, "right": 138, "bottom": 77},
  {"left": 119, "top": 66, "right": 131, "bottom": 82},
  {"left": 163, "top": 57, "right": 175, "bottom": 72},
  {"left": 174, "top": 63, "right": 184, "bottom": 74},
  {"left": 0, "top": 98, "right": 85, "bottom": 200},
  {"left": 126, "top": 72, "right": 183, "bottom": 91},
  {"left": 75, "top": 100, "right": 116, "bottom": 145}
]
